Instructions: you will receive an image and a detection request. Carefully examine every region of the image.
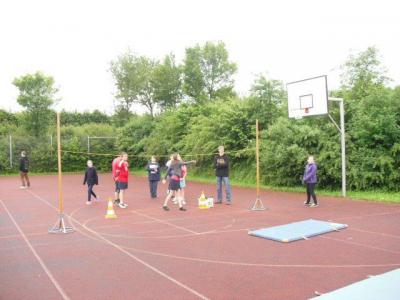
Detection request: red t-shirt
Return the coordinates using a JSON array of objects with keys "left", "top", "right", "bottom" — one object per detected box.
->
[
  {"left": 112, "top": 157, "right": 121, "bottom": 180},
  {"left": 116, "top": 161, "right": 129, "bottom": 183}
]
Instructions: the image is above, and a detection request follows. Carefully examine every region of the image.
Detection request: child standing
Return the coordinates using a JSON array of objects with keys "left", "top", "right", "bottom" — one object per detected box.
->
[
  {"left": 162, "top": 154, "right": 195, "bottom": 211},
  {"left": 83, "top": 160, "right": 99, "bottom": 205},
  {"left": 115, "top": 152, "right": 129, "bottom": 208},
  {"left": 19, "top": 151, "right": 30, "bottom": 189},
  {"left": 177, "top": 154, "right": 187, "bottom": 205},
  {"left": 112, "top": 153, "right": 123, "bottom": 205},
  {"left": 146, "top": 156, "right": 160, "bottom": 198},
  {"left": 303, "top": 155, "right": 318, "bottom": 207}
]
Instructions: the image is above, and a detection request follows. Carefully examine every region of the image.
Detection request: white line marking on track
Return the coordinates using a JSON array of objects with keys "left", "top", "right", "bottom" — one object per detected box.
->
[
  {"left": 26, "top": 189, "right": 210, "bottom": 300},
  {"left": 131, "top": 209, "right": 200, "bottom": 234},
  {"left": 0, "top": 200, "right": 70, "bottom": 300}
]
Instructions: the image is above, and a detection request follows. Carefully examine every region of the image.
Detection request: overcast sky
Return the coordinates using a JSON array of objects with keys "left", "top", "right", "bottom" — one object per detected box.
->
[{"left": 0, "top": 0, "right": 399, "bottom": 114}]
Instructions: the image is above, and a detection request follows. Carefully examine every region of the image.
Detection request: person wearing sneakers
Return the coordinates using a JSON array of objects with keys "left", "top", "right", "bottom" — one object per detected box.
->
[
  {"left": 162, "top": 153, "right": 195, "bottom": 211},
  {"left": 214, "top": 146, "right": 232, "bottom": 205},
  {"left": 303, "top": 155, "right": 318, "bottom": 207},
  {"left": 112, "top": 153, "right": 123, "bottom": 205},
  {"left": 83, "top": 160, "right": 99, "bottom": 205},
  {"left": 19, "top": 151, "right": 30, "bottom": 189},
  {"left": 146, "top": 156, "right": 161, "bottom": 198},
  {"left": 115, "top": 152, "right": 129, "bottom": 208}
]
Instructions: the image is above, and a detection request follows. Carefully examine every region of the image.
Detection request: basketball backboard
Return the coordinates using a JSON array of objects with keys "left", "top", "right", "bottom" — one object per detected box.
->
[{"left": 287, "top": 75, "right": 328, "bottom": 119}]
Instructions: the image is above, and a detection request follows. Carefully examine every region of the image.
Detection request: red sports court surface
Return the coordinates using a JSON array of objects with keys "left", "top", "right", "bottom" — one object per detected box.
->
[{"left": 1, "top": 174, "right": 400, "bottom": 300}]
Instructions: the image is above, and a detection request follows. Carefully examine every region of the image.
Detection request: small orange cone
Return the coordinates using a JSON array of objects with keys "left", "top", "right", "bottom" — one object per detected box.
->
[{"left": 105, "top": 198, "right": 117, "bottom": 219}]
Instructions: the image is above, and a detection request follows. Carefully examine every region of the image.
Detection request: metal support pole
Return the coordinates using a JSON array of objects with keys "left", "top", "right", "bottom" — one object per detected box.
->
[
  {"left": 250, "top": 119, "right": 266, "bottom": 211},
  {"left": 339, "top": 100, "right": 346, "bottom": 197},
  {"left": 328, "top": 97, "right": 346, "bottom": 197},
  {"left": 87, "top": 136, "right": 90, "bottom": 154},
  {"left": 49, "top": 112, "right": 74, "bottom": 234},
  {"left": 9, "top": 135, "right": 12, "bottom": 168}
]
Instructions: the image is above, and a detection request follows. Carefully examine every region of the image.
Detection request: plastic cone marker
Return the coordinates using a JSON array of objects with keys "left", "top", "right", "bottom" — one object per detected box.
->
[{"left": 105, "top": 198, "right": 117, "bottom": 219}]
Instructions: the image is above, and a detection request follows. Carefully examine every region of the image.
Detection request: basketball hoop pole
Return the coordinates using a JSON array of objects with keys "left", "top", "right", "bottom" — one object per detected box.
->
[
  {"left": 49, "top": 112, "right": 74, "bottom": 234},
  {"left": 328, "top": 97, "right": 346, "bottom": 197}
]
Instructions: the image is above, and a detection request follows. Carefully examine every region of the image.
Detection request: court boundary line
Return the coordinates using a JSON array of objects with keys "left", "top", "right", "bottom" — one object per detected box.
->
[
  {"left": 0, "top": 200, "right": 70, "bottom": 300},
  {"left": 26, "top": 189, "right": 210, "bottom": 300}
]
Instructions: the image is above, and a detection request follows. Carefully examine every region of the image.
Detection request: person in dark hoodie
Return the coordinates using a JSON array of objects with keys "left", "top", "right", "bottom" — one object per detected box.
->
[
  {"left": 214, "top": 146, "right": 232, "bottom": 204},
  {"left": 19, "top": 151, "right": 30, "bottom": 189},
  {"left": 303, "top": 155, "right": 318, "bottom": 207},
  {"left": 83, "top": 160, "right": 99, "bottom": 205},
  {"left": 146, "top": 156, "right": 160, "bottom": 198}
]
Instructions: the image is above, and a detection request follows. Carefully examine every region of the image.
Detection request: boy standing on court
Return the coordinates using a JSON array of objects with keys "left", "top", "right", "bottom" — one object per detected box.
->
[
  {"left": 214, "top": 146, "right": 232, "bottom": 204},
  {"left": 112, "top": 153, "right": 123, "bottom": 205},
  {"left": 115, "top": 152, "right": 129, "bottom": 208},
  {"left": 19, "top": 151, "right": 30, "bottom": 189},
  {"left": 146, "top": 156, "right": 160, "bottom": 198},
  {"left": 83, "top": 160, "right": 99, "bottom": 205}
]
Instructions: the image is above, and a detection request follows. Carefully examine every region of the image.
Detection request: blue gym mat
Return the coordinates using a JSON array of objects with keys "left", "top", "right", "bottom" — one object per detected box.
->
[
  {"left": 248, "top": 219, "right": 347, "bottom": 242},
  {"left": 309, "top": 268, "right": 400, "bottom": 300}
]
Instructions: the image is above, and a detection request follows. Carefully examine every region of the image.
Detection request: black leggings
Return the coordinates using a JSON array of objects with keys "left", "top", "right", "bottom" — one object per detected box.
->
[
  {"left": 306, "top": 183, "right": 317, "bottom": 204},
  {"left": 87, "top": 184, "right": 97, "bottom": 202}
]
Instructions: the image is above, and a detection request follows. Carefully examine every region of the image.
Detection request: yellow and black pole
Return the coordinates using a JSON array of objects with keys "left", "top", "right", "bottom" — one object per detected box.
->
[
  {"left": 49, "top": 112, "right": 74, "bottom": 234},
  {"left": 250, "top": 119, "right": 266, "bottom": 211}
]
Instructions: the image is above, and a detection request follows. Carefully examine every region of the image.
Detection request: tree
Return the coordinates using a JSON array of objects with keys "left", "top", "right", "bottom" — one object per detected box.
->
[
  {"left": 110, "top": 50, "right": 157, "bottom": 117},
  {"left": 247, "top": 74, "right": 286, "bottom": 127},
  {"left": 183, "top": 41, "right": 237, "bottom": 103},
  {"left": 152, "top": 54, "right": 183, "bottom": 111},
  {"left": 13, "top": 72, "right": 58, "bottom": 137},
  {"left": 341, "top": 46, "right": 390, "bottom": 101}
]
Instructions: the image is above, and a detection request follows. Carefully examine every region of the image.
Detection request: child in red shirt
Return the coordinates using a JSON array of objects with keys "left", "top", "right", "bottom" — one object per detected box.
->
[{"left": 115, "top": 152, "right": 129, "bottom": 208}]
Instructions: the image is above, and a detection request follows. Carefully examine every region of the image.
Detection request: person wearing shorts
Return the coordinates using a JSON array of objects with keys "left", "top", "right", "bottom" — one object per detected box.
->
[
  {"left": 112, "top": 153, "right": 122, "bottom": 205},
  {"left": 115, "top": 152, "right": 129, "bottom": 208},
  {"left": 19, "top": 151, "right": 30, "bottom": 189},
  {"left": 162, "top": 153, "right": 195, "bottom": 211}
]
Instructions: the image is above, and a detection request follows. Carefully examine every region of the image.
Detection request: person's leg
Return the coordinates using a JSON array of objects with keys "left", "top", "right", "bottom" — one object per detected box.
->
[
  {"left": 20, "top": 172, "right": 26, "bottom": 187},
  {"left": 114, "top": 181, "right": 120, "bottom": 204},
  {"left": 310, "top": 183, "right": 318, "bottom": 205},
  {"left": 91, "top": 186, "right": 97, "bottom": 199},
  {"left": 149, "top": 181, "right": 153, "bottom": 197},
  {"left": 154, "top": 181, "right": 158, "bottom": 198},
  {"left": 216, "top": 177, "right": 223, "bottom": 203},
  {"left": 305, "top": 183, "right": 311, "bottom": 204},
  {"left": 24, "top": 173, "right": 30, "bottom": 187},
  {"left": 163, "top": 190, "right": 174, "bottom": 210},
  {"left": 119, "top": 189, "right": 124, "bottom": 204},
  {"left": 151, "top": 181, "right": 157, "bottom": 197},
  {"left": 87, "top": 184, "right": 93, "bottom": 204},
  {"left": 223, "top": 177, "right": 232, "bottom": 204}
]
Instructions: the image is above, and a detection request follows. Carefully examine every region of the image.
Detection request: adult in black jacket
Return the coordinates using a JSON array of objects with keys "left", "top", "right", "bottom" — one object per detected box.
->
[
  {"left": 83, "top": 160, "right": 99, "bottom": 205},
  {"left": 19, "top": 151, "right": 30, "bottom": 189},
  {"left": 214, "top": 146, "right": 232, "bottom": 204}
]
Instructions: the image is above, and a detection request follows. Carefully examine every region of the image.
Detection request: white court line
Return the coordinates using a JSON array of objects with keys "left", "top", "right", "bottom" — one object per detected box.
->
[
  {"left": 26, "top": 189, "right": 210, "bottom": 300},
  {"left": 131, "top": 210, "right": 200, "bottom": 235},
  {"left": 0, "top": 200, "right": 70, "bottom": 300}
]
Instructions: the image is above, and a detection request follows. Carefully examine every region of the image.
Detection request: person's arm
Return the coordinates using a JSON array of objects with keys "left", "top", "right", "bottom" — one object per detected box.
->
[
  {"left": 164, "top": 166, "right": 172, "bottom": 180},
  {"left": 214, "top": 156, "right": 218, "bottom": 169},
  {"left": 303, "top": 165, "right": 315, "bottom": 182},
  {"left": 83, "top": 170, "right": 88, "bottom": 185},
  {"left": 181, "top": 160, "right": 196, "bottom": 166},
  {"left": 94, "top": 168, "right": 98, "bottom": 185}
]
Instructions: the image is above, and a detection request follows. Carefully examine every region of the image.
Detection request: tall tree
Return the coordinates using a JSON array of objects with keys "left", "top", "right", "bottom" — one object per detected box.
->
[
  {"left": 110, "top": 50, "right": 157, "bottom": 117},
  {"left": 247, "top": 74, "right": 285, "bottom": 126},
  {"left": 13, "top": 72, "right": 58, "bottom": 137},
  {"left": 183, "top": 41, "right": 237, "bottom": 103},
  {"left": 152, "top": 54, "right": 183, "bottom": 111},
  {"left": 341, "top": 46, "right": 390, "bottom": 101}
]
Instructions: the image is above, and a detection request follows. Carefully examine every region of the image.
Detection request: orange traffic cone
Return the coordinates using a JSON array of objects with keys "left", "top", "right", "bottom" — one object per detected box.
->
[{"left": 105, "top": 198, "right": 117, "bottom": 219}]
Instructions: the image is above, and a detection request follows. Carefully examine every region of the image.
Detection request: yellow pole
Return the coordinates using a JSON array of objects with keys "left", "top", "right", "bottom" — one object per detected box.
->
[
  {"left": 57, "top": 112, "right": 63, "bottom": 214},
  {"left": 256, "top": 119, "right": 260, "bottom": 199}
]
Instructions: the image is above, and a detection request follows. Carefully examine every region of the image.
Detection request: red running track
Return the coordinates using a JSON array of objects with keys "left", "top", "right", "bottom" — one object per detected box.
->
[{"left": 1, "top": 174, "right": 400, "bottom": 300}]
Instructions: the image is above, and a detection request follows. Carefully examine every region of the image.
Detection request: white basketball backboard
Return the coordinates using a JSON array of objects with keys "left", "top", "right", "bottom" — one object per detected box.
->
[{"left": 287, "top": 75, "right": 328, "bottom": 119}]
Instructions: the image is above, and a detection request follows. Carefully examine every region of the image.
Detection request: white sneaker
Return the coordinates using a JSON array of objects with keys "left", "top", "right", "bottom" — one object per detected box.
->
[
  {"left": 310, "top": 203, "right": 319, "bottom": 208},
  {"left": 86, "top": 201, "right": 92, "bottom": 205},
  {"left": 20, "top": 186, "right": 27, "bottom": 189},
  {"left": 182, "top": 200, "right": 186, "bottom": 205},
  {"left": 119, "top": 202, "right": 128, "bottom": 208}
]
